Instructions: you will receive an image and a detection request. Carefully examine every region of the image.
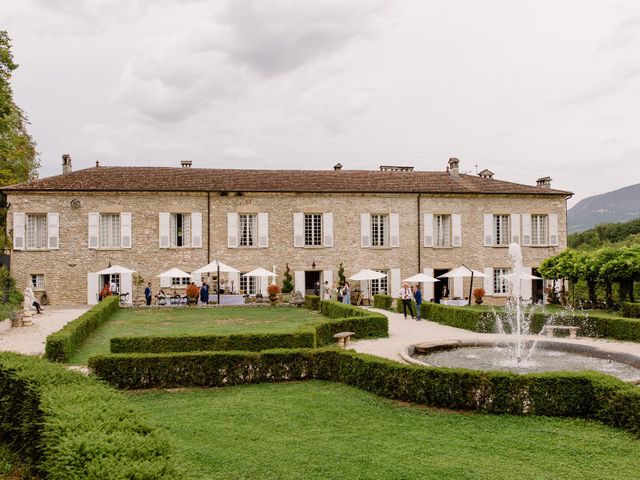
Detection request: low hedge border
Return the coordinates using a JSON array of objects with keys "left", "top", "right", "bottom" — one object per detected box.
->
[
  {"left": 110, "top": 301, "right": 388, "bottom": 354},
  {"left": 304, "top": 295, "right": 320, "bottom": 310},
  {"left": 0, "top": 352, "right": 178, "bottom": 479},
  {"left": 88, "top": 348, "right": 640, "bottom": 436},
  {"left": 45, "top": 296, "right": 120, "bottom": 363},
  {"left": 394, "top": 301, "right": 640, "bottom": 341},
  {"left": 373, "top": 294, "right": 393, "bottom": 310}
]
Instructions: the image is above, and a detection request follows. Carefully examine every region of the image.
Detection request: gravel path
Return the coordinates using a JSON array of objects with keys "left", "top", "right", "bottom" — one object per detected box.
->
[
  {"left": 0, "top": 307, "right": 89, "bottom": 355},
  {"left": 351, "top": 307, "right": 640, "bottom": 362}
]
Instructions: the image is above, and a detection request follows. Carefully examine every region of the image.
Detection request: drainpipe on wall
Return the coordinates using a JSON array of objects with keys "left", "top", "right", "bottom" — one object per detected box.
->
[
  {"left": 207, "top": 192, "right": 211, "bottom": 263},
  {"left": 417, "top": 193, "right": 422, "bottom": 272}
]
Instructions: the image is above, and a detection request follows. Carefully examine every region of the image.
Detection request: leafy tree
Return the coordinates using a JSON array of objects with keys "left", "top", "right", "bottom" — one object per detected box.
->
[
  {"left": 599, "top": 245, "right": 640, "bottom": 303},
  {"left": 569, "top": 218, "right": 640, "bottom": 249},
  {"left": 0, "top": 30, "right": 39, "bottom": 251},
  {"left": 337, "top": 262, "right": 346, "bottom": 287}
]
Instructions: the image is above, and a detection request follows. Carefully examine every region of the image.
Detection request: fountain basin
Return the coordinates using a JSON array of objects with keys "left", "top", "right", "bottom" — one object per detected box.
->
[{"left": 406, "top": 340, "right": 640, "bottom": 382}]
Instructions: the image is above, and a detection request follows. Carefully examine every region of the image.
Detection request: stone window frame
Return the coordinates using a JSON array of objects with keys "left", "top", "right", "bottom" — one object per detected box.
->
[
  {"left": 371, "top": 269, "right": 389, "bottom": 295},
  {"left": 493, "top": 214, "right": 511, "bottom": 246},
  {"left": 493, "top": 268, "right": 511, "bottom": 295},
  {"left": 99, "top": 213, "right": 121, "bottom": 249},
  {"left": 31, "top": 273, "right": 45, "bottom": 290},
  {"left": 370, "top": 214, "right": 389, "bottom": 248},
  {"left": 238, "top": 213, "right": 258, "bottom": 248},
  {"left": 170, "top": 213, "right": 191, "bottom": 248},
  {"left": 434, "top": 214, "right": 451, "bottom": 247},
  {"left": 303, "top": 213, "right": 323, "bottom": 247},
  {"left": 531, "top": 214, "right": 549, "bottom": 246}
]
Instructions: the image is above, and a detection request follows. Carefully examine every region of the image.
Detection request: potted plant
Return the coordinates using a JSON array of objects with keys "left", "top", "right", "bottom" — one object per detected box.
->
[
  {"left": 267, "top": 284, "right": 280, "bottom": 305},
  {"left": 185, "top": 283, "right": 199, "bottom": 307},
  {"left": 473, "top": 287, "right": 485, "bottom": 305}
]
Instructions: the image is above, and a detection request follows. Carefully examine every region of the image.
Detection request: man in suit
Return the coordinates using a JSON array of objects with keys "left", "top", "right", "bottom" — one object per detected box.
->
[
  {"left": 144, "top": 282, "right": 152, "bottom": 306},
  {"left": 413, "top": 285, "right": 422, "bottom": 321}
]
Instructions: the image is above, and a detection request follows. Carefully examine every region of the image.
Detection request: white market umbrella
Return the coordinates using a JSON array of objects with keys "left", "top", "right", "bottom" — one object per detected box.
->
[
  {"left": 348, "top": 269, "right": 387, "bottom": 281},
  {"left": 242, "top": 268, "right": 277, "bottom": 278},
  {"left": 96, "top": 264, "right": 135, "bottom": 275},
  {"left": 348, "top": 269, "right": 387, "bottom": 304},
  {"left": 193, "top": 260, "right": 240, "bottom": 303},
  {"left": 438, "top": 265, "right": 488, "bottom": 306},
  {"left": 157, "top": 267, "right": 190, "bottom": 279},
  {"left": 193, "top": 260, "right": 239, "bottom": 274},
  {"left": 403, "top": 273, "right": 440, "bottom": 283}
]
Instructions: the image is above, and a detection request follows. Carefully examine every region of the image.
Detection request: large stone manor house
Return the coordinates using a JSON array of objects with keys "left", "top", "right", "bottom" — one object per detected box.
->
[{"left": 2, "top": 156, "right": 571, "bottom": 305}]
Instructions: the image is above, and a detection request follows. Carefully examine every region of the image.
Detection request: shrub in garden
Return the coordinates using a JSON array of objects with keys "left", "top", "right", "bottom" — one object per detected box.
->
[
  {"left": 373, "top": 294, "right": 393, "bottom": 310},
  {"left": 621, "top": 302, "right": 640, "bottom": 319},
  {"left": 304, "top": 295, "right": 320, "bottom": 310}
]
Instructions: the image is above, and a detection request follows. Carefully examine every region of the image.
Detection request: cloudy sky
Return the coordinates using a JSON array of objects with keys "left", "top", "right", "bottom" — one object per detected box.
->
[{"left": 3, "top": 0, "right": 640, "bottom": 205}]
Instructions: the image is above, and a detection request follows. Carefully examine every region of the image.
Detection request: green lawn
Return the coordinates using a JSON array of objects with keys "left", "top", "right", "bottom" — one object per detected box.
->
[
  {"left": 130, "top": 381, "right": 640, "bottom": 480},
  {"left": 69, "top": 307, "right": 321, "bottom": 364}
]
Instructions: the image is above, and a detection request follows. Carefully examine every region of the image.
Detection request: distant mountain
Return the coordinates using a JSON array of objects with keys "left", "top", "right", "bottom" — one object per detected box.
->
[{"left": 568, "top": 183, "right": 640, "bottom": 233}]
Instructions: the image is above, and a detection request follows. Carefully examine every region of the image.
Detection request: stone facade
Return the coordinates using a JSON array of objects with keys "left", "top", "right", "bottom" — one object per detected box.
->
[{"left": 5, "top": 186, "right": 568, "bottom": 306}]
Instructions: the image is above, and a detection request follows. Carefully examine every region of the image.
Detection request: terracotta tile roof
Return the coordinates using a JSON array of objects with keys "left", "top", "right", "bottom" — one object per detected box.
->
[{"left": 2, "top": 166, "right": 572, "bottom": 196}]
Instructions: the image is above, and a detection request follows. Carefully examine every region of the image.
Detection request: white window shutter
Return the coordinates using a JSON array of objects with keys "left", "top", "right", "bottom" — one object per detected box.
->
[
  {"left": 360, "top": 213, "right": 370, "bottom": 247},
  {"left": 423, "top": 268, "right": 434, "bottom": 301},
  {"left": 323, "top": 213, "right": 334, "bottom": 247},
  {"left": 548, "top": 214, "right": 559, "bottom": 246},
  {"left": 159, "top": 213, "right": 170, "bottom": 248},
  {"left": 12, "top": 212, "right": 25, "bottom": 250},
  {"left": 293, "top": 212, "right": 304, "bottom": 247},
  {"left": 227, "top": 213, "right": 238, "bottom": 248},
  {"left": 323, "top": 270, "right": 333, "bottom": 294},
  {"left": 258, "top": 212, "right": 269, "bottom": 248},
  {"left": 121, "top": 213, "right": 132, "bottom": 248},
  {"left": 390, "top": 213, "right": 400, "bottom": 248},
  {"left": 423, "top": 213, "right": 433, "bottom": 247},
  {"left": 121, "top": 272, "right": 133, "bottom": 303},
  {"left": 452, "top": 214, "right": 462, "bottom": 247},
  {"left": 390, "top": 268, "right": 401, "bottom": 298},
  {"left": 191, "top": 273, "right": 202, "bottom": 287},
  {"left": 88, "top": 213, "right": 99, "bottom": 249},
  {"left": 521, "top": 267, "right": 533, "bottom": 301},
  {"left": 160, "top": 276, "right": 171, "bottom": 288},
  {"left": 522, "top": 214, "right": 531, "bottom": 246},
  {"left": 46, "top": 212, "right": 60, "bottom": 250},
  {"left": 484, "top": 268, "right": 494, "bottom": 295},
  {"left": 87, "top": 272, "right": 99, "bottom": 305},
  {"left": 259, "top": 276, "right": 268, "bottom": 297},
  {"left": 191, "top": 212, "right": 202, "bottom": 248},
  {"left": 510, "top": 214, "right": 521, "bottom": 244},
  {"left": 453, "top": 276, "right": 463, "bottom": 298},
  {"left": 483, "top": 214, "right": 493, "bottom": 246},
  {"left": 294, "top": 270, "right": 305, "bottom": 297}
]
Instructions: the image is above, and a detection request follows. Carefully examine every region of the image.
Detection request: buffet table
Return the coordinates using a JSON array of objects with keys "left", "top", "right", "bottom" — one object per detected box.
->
[{"left": 210, "top": 294, "right": 245, "bottom": 305}]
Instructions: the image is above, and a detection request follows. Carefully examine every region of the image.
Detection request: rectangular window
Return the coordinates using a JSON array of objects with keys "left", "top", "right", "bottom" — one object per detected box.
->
[
  {"left": 240, "top": 274, "right": 257, "bottom": 295},
  {"left": 531, "top": 214, "right": 548, "bottom": 245},
  {"left": 170, "top": 213, "right": 191, "bottom": 247},
  {"left": 31, "top": 274, "right": 44, "bottom": 290},
  {"left": 26, "top": 214, "right": 47, "bottom": 249},
  {"left": 370, "top": 214, "right": 388, "bottom": 247},
  {"left": 171, "top": 276, "right": 191, "bottom": 287},
  {"left": 304, "top": 213, "right": 323, "bottom": 246},
  {"left": 99, "top": 213, "right": 121, "bottom": 248},
  {"left": 494, "top": 215, "right": 510, "bottom": 245},
  {"left": 239, "top": 214, "right": 257, "bottom": 247},
  {"left": 494, "top": 268, "right": 511, "bottom": 294},
  {"left": 434, "top": 214, "right": 451, "bottom": 247},
  {"left": 371, "top": 269, "right": 388, "bottom": 295}
]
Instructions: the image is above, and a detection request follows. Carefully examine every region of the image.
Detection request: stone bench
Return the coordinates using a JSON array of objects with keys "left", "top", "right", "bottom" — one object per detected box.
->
[
  {"left": 542, "top": 325, "right": 579, "bottom": 339},
  {"left": 333, "top": 331, "right": 355, "bottom": 348}
]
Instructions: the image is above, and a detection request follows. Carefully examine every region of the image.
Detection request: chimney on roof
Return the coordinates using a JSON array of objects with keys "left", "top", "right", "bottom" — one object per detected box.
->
[
  {"left": 536, "top": 176, "right": 552, "bottom": 188},
  {"left": 62, "top": 154, "right": 72, "bottom": 175},
  {"left": 333, "top": 163, "right": 343, "bottom": 170},
  {"left": 181, "top": 160, "right": 192, "bottom": 168},
  {"left": 478, "top": 169, "right": 494, "bottom": 179},
  {"left": 448, "top": 158, "right": 460, "bottom": 178}
]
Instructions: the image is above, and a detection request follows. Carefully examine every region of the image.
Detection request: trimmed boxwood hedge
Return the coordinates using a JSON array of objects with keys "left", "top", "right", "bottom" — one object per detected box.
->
[
  {"left": 45, "top": 296, "right": 120, "bottom": 363},
  {"left": 111, "top": 301, "right": 388, "bottom": 354},
  {"left": 0, "top": 352, "right": 178, "bottom": 479},
  {"left": 373, "top": 294, "right": 393, "bottom": 310},
  {"left": 304, "top": 294, "right": 320, "bottom": 310},
  {"left": 393, "top": 301, "right": 640, "bottom": 341},
  {"left": 89, "top": 348, "right": 640, "bottom": 436},
  {"left": 112, "top": 331, "right": 316, "bottom": 353},
  {"left": 622, "top": 302, "right": 640, "bottom": 319}
]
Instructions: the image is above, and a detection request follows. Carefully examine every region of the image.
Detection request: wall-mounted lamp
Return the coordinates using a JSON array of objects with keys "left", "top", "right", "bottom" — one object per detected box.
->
[{"left": 312, "top": 261, "right": 316, "bottom": 269}]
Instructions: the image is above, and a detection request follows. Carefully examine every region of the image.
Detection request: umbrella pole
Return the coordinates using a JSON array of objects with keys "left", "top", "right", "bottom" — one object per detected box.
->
[
  {"left": 468, "top": 272, "right": 474, "bottom": 306},
  {"left": 217, "top": 264, "right": 220, "bottom": 305}
]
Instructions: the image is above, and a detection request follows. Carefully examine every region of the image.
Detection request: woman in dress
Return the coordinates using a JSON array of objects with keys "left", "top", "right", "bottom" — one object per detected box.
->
[{"left": 342, "top": 282, "right": 351, "bottom": 305}]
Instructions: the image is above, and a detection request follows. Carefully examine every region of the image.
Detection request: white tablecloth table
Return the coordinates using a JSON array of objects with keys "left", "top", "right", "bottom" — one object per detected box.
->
[
  {"left": 210, "top": 294, "right": 244, "bottom": 305},
  {"left": 443, "top": 299, "right": 469, "bottom": 307}
]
